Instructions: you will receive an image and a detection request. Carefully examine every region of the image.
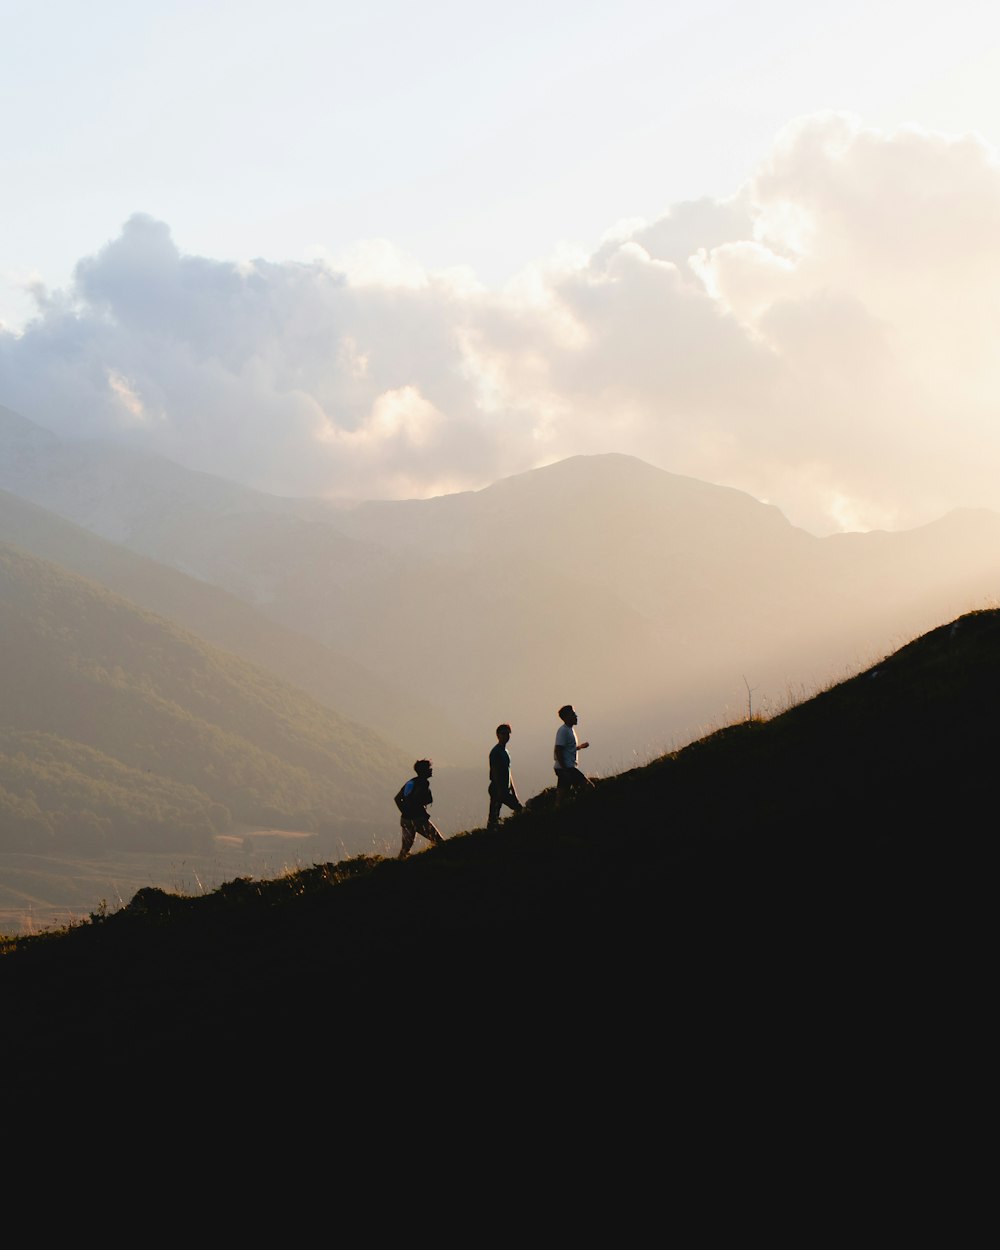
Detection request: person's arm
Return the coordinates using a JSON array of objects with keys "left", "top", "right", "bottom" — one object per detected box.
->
[{"left": 394, "top": 787, "right": 406, "bottom": 813}]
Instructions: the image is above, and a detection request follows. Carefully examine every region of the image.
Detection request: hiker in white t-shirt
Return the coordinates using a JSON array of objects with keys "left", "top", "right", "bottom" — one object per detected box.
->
[{"left": 553, "top": 704, "right": 592, "bottom": 804}]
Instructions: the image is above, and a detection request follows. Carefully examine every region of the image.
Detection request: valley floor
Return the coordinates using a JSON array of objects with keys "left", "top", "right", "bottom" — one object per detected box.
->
[{"left": 0, "top": 828, "right": 400, "bottom": 936}]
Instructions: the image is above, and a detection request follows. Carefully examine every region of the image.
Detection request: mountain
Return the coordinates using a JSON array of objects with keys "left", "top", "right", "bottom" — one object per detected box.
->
[
  {"left": 3, "top": 605, "right": 987, "bottom": 1087},
  {"left": 0, "top": 485, "right": 461, "bottom": 755},
  {"left": 0, "top": 541, "right": 412, "bottom": 859},
  {"left": 330, "top": 447, "right": 1000, "bottom": 672},
  {"left": 5, "top": 403, "right": 1000, "bottom": 795}
]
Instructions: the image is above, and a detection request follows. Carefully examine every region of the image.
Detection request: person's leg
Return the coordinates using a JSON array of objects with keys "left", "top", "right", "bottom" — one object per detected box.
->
[
  {"left": 556, "top": 768, "right": 588, "bottom": 805},
  {"left": 399, "top": 819, "right": 415, "bottom": 859},
  {"left": 488, "top": 788, "right": 502, "bottom": 830},
  {"left": 418, "top": 820, "right": 444, "bottom": 846}
]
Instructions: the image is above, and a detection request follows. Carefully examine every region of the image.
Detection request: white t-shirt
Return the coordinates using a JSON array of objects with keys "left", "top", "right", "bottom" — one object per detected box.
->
[{"left": 555, "top": 723, "right": 578, "bottom": 770}]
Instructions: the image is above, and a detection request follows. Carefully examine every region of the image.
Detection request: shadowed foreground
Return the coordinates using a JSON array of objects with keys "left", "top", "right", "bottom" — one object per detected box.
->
[{"left": 3, "top": 611, "right": 987, "bottom": 1088}]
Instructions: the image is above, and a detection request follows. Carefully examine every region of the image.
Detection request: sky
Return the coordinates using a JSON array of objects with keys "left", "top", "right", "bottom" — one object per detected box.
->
[{"left": 3, "top": 0, "right": 1000, "bottom": 533}]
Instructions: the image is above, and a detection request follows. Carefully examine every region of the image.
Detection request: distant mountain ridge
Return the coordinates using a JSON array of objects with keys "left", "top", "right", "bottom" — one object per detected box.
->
[{"left": 4, "top": 402, "right": 1000, "bottom": 792}]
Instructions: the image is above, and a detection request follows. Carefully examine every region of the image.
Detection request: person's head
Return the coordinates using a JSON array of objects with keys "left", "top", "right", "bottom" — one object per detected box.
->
[
  {"left": 496, "top": 723, "right": 511, "bottom": 742},
  {"left": 414, "top": 758, "right": 432, "bottom": 777},
  {"left": 558, "top": 705, "right": 577, "bottom": 725}
]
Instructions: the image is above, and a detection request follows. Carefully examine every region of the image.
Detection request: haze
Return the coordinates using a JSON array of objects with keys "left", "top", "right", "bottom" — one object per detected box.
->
[{"left": 4, "top": 1, "right": 1000, "bottom": 536}]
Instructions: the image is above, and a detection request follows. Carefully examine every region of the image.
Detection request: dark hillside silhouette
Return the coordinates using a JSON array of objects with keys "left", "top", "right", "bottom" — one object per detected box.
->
[{"left": 2, "top": 607, "right": 988, "bottom": 1080}]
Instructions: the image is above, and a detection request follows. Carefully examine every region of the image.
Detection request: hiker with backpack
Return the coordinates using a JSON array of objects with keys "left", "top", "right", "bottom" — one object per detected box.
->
[
  {"left": 487, "top": 723, "right": 523, "bottom": 830},
  {"left": 394, "top": 759, "right": 444, "bottom": 859}
]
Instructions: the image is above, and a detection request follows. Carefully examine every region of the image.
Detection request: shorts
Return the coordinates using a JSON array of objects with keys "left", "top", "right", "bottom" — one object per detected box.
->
[{"left": 554, "top": 767, "right": 588, "bottom": 792}]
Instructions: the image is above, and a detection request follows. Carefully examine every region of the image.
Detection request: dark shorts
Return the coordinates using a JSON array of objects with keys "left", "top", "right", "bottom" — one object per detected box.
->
[
  {"left": 400, "top": 814, "right": 442, "bottom": 854},
  {"left": 488, "top": 785, "right": 522, "bottom": 826},
  {"left": 554, "top": 767, "right": 587, "bottom": 791}
]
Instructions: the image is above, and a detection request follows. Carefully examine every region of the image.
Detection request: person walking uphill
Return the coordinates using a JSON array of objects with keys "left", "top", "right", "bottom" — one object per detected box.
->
[
  {"left": 488, "top": 723, "right": 523, "bottom": 830},
  {"left": 554, "top": 704, "right": 592, "bottom": 804},
  {"left": 394, "top": 759, "right": 444, "bottom": 859}
]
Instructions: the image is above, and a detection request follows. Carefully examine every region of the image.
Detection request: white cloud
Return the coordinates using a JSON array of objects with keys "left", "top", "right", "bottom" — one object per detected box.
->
[
  {"left": 322, "top": 239, "right": 429, "bottom": 291},
  {"left": 4, "top": 113, "right": 1000, "bottom": 532}
]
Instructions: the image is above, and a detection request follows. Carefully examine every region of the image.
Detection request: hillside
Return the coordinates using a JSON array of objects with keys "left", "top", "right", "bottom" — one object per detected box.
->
[
  {"left": 3, "top": 606, "right": 986, "bottom": 1078},
  {"left": 0, "top": 486, "right": 460, "bottom": 756},
  {"left": 0, "top": 541, "right": 412, "bottom": 859}
]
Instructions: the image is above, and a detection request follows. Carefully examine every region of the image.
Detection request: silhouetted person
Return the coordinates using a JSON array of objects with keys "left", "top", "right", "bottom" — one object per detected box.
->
[
  {"left": 554, "top": 704, "right": 591, "bottom": 804},
  {"left": 488, "top": 723, "right": 523, "bottom": 830},
  {"left": 394, "top": 759, "right": 444, "bottom": 859}
]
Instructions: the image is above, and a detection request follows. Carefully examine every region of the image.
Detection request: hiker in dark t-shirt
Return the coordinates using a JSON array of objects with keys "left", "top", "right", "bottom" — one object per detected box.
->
[
  {"left": 488, "top": 723, "right": 523, "bottom": 830},
  {"left": 394, "top": 759, "right": 444, "bottom": 859}
]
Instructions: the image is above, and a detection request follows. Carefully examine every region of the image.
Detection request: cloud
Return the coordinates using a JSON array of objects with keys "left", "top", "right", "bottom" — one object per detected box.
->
[{"left": 3, "top": 112, "right": 1000, "bottom": 533}]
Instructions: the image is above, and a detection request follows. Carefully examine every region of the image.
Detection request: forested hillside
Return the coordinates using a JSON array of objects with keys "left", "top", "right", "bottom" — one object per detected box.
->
[{"left": 0, "top": 542, "right": 410, "bottom": 856}]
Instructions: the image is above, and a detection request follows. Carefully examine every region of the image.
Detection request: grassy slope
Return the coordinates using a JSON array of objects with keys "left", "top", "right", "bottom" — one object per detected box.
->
[{"left": 2, "top": 609, "right": 987, "bottom": 1082}]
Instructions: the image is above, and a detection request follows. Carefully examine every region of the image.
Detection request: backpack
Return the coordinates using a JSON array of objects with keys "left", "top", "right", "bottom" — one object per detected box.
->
[{"left": 398, "top": 778, "right": 423, "bottom": 818}]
